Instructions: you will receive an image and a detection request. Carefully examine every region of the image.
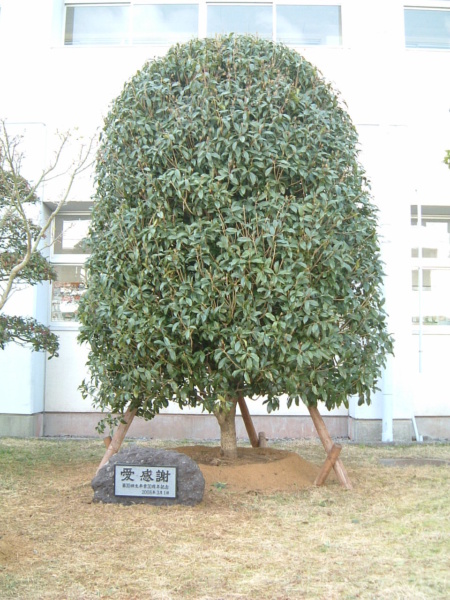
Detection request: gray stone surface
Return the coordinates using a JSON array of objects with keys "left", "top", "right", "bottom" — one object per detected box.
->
[{"left": 92, "top": 446, "right": 205, "bottom": 506}]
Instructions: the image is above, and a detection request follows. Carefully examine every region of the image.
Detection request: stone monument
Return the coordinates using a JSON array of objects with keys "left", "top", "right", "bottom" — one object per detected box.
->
[{"left": 92, "top": 446, "right": 205, "bottom": 506}]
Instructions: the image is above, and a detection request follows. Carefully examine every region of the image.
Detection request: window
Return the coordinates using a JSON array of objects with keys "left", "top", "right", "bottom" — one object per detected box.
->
[
  {"left": 411, "top": 206, "right": 450, "bottom": 260},
  {"left": 64, "top": 2, "right": 342, "bottom": 46},
  {"left": 277, "top": 5, "right": 341, "bottom": 45},
  {"left": 411, "top": 206, "right": 450, "bottom": 328},
  {"left": 133, "top": 4, "right": 199, "bottom": 44},
  {"left": 405, "top": 8, "right": 450, "bottom": 49},
  {"left": 65, "top": 2, "right": 198, "bottom": 45},
  {"left": 51, "top": 265, "right": 87, "bottom": 322},
  {"left": 207, "top": 4, "right": 272, "bottom": 38},
  {"left": 48, "top": 204, "right": 91, "bottom": 324},
  {"left": 65, "top": 5, "right": 130, "bottom": 45},
  {"left": 53, "top": 214, "right": 91, "bottom": 255}
]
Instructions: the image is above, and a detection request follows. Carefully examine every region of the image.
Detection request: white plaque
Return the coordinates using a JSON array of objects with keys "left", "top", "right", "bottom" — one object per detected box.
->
[{"left": 114, "top": 465, "right": 177, "bottom": 498}]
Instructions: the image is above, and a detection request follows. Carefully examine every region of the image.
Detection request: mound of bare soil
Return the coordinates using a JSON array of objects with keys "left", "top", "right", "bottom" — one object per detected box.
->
[{"left": 173, "top": 446, "right": 320, "bottom": 493}]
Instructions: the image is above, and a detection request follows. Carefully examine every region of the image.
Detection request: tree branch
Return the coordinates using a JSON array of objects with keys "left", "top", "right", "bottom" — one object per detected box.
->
[{"left": 0, "top": 120, "right": 97, "bottom": 354}]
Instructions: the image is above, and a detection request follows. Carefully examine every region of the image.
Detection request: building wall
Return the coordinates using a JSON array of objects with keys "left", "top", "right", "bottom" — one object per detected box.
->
[{"left": 0, "top": 0, "right": 449, "bottom": 441}]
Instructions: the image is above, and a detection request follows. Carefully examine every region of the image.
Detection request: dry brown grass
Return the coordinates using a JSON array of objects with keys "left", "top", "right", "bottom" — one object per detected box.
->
[{"left": 0, "top": 437, "right": 449, "bottom": 600}]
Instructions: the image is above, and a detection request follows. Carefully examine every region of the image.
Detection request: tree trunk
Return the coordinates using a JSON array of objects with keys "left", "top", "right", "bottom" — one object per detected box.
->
[
  {"left": 96, "top": 406, "right": 137, "bottom": 474},
  {"left": 214, "top": 399, "right": 238, "bottom": 460}
]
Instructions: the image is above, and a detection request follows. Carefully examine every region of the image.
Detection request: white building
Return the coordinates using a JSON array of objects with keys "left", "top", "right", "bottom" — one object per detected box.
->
[{"left": 0, "top": 0, "right": 449, "bottom": 441}]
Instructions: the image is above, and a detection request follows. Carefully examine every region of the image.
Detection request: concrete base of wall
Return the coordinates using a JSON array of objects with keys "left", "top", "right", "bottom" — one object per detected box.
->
[
  {"left": 415, "top": 417, "right": 450, "bottom": 440},
  {"left": 348, "top": 417, "right": 414, "bottom": 443},
  {"left": 0, "top": 413, "right": 43, "bottom": 437},
  {"left": 1, "top": 412, "right": 449, "bottom": 442},
  {"left": 42, "top": 412, "right": 349, "bottom": 440},
  {"left": 348, "top": 416, "right": 450, "bottom": 442}
]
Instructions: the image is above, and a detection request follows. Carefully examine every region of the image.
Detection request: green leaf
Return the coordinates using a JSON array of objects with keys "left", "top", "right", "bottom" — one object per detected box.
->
[{"left": 78, "top": 34, "right": 393, "bottom": 427}]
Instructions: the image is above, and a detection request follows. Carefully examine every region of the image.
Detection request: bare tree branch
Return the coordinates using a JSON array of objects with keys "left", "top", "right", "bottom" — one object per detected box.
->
[{"left": 0, "top": 119, "right": 97, "bottom": 355}]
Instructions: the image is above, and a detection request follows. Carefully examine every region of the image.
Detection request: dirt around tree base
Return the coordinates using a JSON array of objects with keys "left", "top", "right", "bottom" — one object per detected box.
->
[{"left": 173, "top": 446, "right": 324, "bottom": 493}]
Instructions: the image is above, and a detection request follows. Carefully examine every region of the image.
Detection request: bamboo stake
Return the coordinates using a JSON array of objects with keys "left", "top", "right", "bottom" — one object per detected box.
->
[
  {"left": 237, "top": 395, "right": 259, "bottom": 448},
  {"left": 96, "top": 406, "right": 138, "bottom": 474},
  {"left": 308, "top": 405, "right": 353, "bottom": 489},
  {"left": 314, "top": 443, "right": 342, "bottom": 486}
]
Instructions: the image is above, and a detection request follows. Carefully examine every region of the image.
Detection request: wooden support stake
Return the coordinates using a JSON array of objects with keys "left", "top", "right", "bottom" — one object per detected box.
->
[
  {"left": 237, "top": 395, "right": 259, "bottom": 448},
  {"left": 96, "top": 406, "right": 138, "bottom": 474},
  {"left": 314, "top": 443, "right": 342, "bottom": 486},
  {"left": 308, "top": 405, "right": 353, "bottom": 490},
  {"left": 103, "top": 436, "right": 112, "bottom": 448}
]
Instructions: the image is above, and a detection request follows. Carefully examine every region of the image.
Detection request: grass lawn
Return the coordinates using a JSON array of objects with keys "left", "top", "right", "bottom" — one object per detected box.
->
[{"left": 0, "top": 437, "right": 449, "bottom": 599}]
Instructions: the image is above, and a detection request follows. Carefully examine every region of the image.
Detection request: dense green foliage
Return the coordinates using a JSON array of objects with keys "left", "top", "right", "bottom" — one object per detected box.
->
[
  {"left": 0, "top": 150, "right": 58, "bottom": 357},
  {"left": 79, "top": 35, "right": 392, "bottom": 425},
  {"left": 0, "top": 315, "right": 59, "bottom": 356}
]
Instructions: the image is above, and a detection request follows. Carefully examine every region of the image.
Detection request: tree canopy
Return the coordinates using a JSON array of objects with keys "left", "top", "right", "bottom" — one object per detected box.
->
[{"left": 79, "top": 36, "right": 393, "bottom": 445}]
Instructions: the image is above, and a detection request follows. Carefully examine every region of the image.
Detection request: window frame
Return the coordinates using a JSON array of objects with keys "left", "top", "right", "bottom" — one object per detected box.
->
[
  {"left": 49, "top": 203, "right": 92, "bottom": 264},
  {"left": 64, "top": 2, "right": 131, "bottom": 46},
  {"left": 205, "top": 2, "right": 274, "bottom": 40},
  {"left": 404, "top": 4, "right": 450, "bottom": 50},
  {"left": 51, "top": 212, "right": 91, "bottom": 261},
  {"left": 50, "top": 263, "right": 88, "bottom": 327},
  {"left": 47, "top": 203, "right": 91, "bottom": 329},
  {"left": 63, "top": 1, "right": 344, "bottom": 47},
  {"left": 410, "top": 205, "right": 450, "bottom": 335},
  {"left": 276, "top": 3, "right": 342, "bottom": 46}
]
